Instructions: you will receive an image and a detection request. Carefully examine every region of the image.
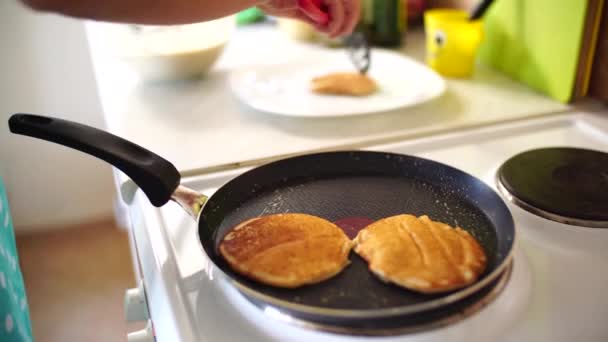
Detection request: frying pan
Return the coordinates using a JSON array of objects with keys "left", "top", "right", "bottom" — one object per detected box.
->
[{"left": 8, "top": 114, "right": 515, "bottom": 331}]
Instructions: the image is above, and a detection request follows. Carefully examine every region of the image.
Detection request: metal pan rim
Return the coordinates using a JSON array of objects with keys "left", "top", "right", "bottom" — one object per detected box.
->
[
  {"left": 217, "top": 247, "right": 515, "bottom": 318},
  {"left": 244, "top": 261, "right": 514, "bottom": 336}
]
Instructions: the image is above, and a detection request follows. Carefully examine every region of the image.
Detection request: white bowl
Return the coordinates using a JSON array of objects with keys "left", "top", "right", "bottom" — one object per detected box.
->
[{"left": 107, "top": 17, "right": 235, "bottom": 81}]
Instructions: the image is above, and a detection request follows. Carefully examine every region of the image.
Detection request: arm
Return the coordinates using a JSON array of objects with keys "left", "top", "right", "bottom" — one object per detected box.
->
[
  {"left": 21, "top": 0, "right": 261, "bottom": 25},
  {"left": 21, "top": 0, "right": 359, "bottom": 36}
]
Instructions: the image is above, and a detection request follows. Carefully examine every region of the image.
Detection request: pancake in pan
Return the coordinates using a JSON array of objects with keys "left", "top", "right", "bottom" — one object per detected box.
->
[
  {"left": 219, "top": 213, "right": 354, "bottom": 288},
  {"left": 354, "top": 214, "right": 487, "bottom": 294}
]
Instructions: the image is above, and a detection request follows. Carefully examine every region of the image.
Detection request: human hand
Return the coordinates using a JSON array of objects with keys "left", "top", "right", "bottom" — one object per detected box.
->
[{"left": 258, "top": 0, "right": 360, "bottom": 38}]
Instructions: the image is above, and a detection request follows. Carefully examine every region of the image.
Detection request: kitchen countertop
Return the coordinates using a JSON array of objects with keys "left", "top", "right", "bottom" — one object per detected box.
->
[{"left": 85, "top": 22, "right": 570, "bottom": 175}]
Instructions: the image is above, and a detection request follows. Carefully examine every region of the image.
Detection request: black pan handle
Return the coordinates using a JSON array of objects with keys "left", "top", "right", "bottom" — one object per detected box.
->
[{"left": 8, "top": 113, "right": 180, "bottom": 207}]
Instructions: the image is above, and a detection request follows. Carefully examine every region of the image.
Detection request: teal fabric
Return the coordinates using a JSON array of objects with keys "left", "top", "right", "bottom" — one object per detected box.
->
[{"left": 0, "top": 179, "right": 33, "bottom": 342}]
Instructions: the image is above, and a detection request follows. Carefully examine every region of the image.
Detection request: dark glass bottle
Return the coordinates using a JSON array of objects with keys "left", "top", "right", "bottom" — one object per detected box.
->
[{"left": 361, "top": 0, "right": 406, "bottom": 47}]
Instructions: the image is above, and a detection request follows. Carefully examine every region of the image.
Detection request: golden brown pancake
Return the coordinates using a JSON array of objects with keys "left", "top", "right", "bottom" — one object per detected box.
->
[
  {"left": 311, "top": 72, "right": 377, "bottom": 96},
  {"left": 219, "top": 213, "right": 354, "bottom": 288},
  {"left": 354, "top": 214, "right": 487, "bottom": 294}
]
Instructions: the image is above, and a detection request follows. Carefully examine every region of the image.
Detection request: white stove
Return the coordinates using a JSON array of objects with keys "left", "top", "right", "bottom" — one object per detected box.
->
[{"left": 121, "top": 109, "right": 608, "bottom": 342}]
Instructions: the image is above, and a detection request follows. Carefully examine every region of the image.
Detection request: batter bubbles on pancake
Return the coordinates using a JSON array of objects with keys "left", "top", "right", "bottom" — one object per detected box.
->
[{"left": 219, "top": 213, "right": 354, "bottom": 288}]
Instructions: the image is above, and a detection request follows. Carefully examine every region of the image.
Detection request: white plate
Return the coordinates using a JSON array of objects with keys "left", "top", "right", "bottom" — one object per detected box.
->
[{"left": 229, "top": 49, "right": 446, "bottom": 118}]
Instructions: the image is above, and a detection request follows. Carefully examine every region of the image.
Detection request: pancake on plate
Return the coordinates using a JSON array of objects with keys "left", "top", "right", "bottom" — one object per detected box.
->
[
  {"left": 219, "top": 213, "right": 354, "bottom": 288},
  {"left": 311, "top": 72, "right": 377, "bottom": 96},
  {"left": 354, "top": 214, "right": 487, "bottom": 294}
]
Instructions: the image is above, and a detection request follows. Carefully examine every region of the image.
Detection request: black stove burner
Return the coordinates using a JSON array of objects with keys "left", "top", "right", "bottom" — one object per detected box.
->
[{"left": 497, "top": 147, "right": 608, "bottom": 228}]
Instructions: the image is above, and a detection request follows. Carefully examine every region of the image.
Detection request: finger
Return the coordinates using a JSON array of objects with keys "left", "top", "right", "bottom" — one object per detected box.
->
[
  {"left": 292, "top": 10, "right": 323, "bottom": 27},
  {"left": 312, "top": 21, "right": 331, "bottom": 34},
  {"left": 259, "top": 6, "right": 299, "bottom": 18},
  {"left": 265, "top": 7, "right": 320, "bottom": 29},
  {"left": 258, "top": 0, "right": 299, "bottom": 15},
  {"left": 293, "top": 9, "right": 330, "bottom": 34},
  {"left": 265, "top": 0, "right": 299, "bottom": 11},
  {"left": 340, "top": 0, "right": 361, "bottom": 36},
  {"left": 324, "top": 0, "right": 345, "bottom": 38}
]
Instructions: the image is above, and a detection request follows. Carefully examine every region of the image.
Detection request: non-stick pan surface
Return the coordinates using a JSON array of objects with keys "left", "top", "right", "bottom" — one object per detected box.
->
[
  {"left": 8, "top": 114, "right": 515, "bottom": 325},
  {"left": 199, "top": 151, "right": 515, "bottom": 318}
]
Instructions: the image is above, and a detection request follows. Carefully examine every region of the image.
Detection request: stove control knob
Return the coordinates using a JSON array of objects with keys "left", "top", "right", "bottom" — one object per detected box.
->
[
  {"left": 128, "top": 321, "right": 154, "bottom": 342},
  {"left": 125, "top": 282, "right": 149, "bottom": 322}
]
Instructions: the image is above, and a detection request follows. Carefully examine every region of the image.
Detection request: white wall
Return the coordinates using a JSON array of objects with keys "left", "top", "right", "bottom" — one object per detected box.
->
[{"left": 0, "top": 2, "right": 115, "bottom": 232}]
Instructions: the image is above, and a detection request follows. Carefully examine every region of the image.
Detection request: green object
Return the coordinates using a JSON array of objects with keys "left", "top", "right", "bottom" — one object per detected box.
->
[
  {"left": 362, "top": 0, "right": 406, "bottom": 47},
  {"left": 478, "top": 0, "right": 588, "bottom": 103},
  {"left": 236, "top": 7, "right": 266, "bottom": 26},
  {"left": 0, "top": 178, "right": 33, "bottom": 342}
]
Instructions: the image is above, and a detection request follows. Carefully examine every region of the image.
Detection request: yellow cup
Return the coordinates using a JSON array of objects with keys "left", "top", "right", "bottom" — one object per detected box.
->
[{"left": 424, "top": 9, "right": 483, "bottom": 78}]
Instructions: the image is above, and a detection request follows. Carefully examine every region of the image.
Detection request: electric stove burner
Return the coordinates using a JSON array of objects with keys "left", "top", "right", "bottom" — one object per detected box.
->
[{"left": 497, "top": 147, "right": 608, "bottom": 228}]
